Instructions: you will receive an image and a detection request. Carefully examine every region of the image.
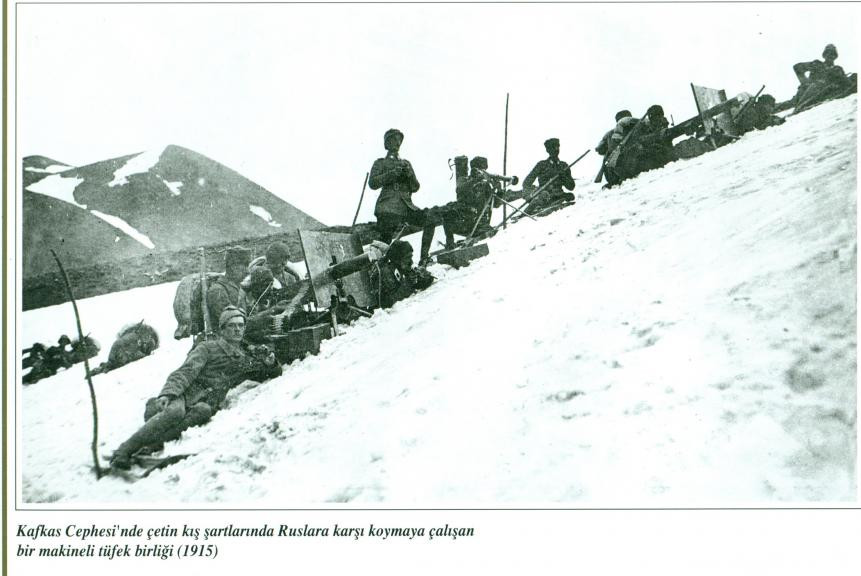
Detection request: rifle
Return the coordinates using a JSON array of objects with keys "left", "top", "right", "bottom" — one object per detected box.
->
[
  {"left": 519, "top": 149, "right": 590, "bottom": 209},
  {"left": 199, "top": 248, "right": 212, "bottom": 340},
  {"left": 594, "top": 161, "right": 606, "bottom": 184},
  {"left": 730, "top": 85, "right": 766, "bottom": 125},
  {"left": 665, "top": 95, "right": 745, "bottom": 141},
  {"left": 604, "top": 111, "right": 650, "bottom": 174}
]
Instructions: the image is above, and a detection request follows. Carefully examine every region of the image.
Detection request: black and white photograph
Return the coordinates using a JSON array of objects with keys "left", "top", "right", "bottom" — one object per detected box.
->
[{"left": 4, "top": 0, "right": 859, "bottom": 570}]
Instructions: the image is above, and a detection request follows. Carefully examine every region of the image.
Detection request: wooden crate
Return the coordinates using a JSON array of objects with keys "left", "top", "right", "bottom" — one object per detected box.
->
[
  {"left": 273, "top": 323, "right": 334, "bottom": 363},
  {"left": 436, "top": 243, "right": 489, "bottom": 268}
]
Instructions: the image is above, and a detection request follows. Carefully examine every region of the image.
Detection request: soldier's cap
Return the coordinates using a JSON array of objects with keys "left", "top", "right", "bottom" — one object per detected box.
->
[
  {"left": 265, "top": 242, "right": 291, "bottom": 266},
  {"left": 219, "top": 306, "right": 247, "bottom": 329},
  {"left": 823, "top": 44, "right": 838, "bottom": 58},
  {"left": 647, "top": 104, "right": 664, "bottom": 117},
  {"left": 225, "top": 246, "right": 252, "bottom": 270},
  {"left": 386, "top": 240, "right": 413, "bottom": 263},
  {"left": 250, "top": 266, "right": 274, "bottom": 289},
  {"left": 544, "top": 138, "right": 560, "bottom": 150},
  {"left": 758, "top": 94, "right": 776, "bottom": 105},
  {"left": 31, "top": 343, "right": 45, "bottom": 351},
  {"left": 470, "top": 156, "right": 488, "bottom": 170},
  {"left": 59, "top": 335, "right": 71, "bottom": 345},
  {"left": 384, "top": 128, "right": 404, "bottom": 146},
  {"left": 615, "top": 109, "right": 632, "bottom": 122}
]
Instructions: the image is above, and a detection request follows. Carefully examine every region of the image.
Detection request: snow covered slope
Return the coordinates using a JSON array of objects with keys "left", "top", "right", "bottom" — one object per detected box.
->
[{"left": 18, "top": 96, "right": 857, "bottom": 506}]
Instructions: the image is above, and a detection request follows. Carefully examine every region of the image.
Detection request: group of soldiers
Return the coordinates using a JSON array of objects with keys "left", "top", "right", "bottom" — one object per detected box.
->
[
  {"left": 104, "top": 44, "right": 858, "bottom": 471},
  {"left": 594, "top": 44, "right": 856, "bottom": 187},
  {"left": 368, "top": 128, "right": 579, "bottom": 264},
  {"left": 110, "top": 234, "right": 434, "bottom": 469},
  {"left": 22, "top": 335, "right": 99, "bottom": 385}
]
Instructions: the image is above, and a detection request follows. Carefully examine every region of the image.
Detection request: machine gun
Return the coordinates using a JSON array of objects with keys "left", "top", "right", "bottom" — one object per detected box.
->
[{"left": 663, "top": 95, "right": 744, "bottom": 140}]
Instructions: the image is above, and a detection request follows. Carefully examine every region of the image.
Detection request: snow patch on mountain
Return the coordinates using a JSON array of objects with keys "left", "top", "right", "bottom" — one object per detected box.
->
[
  {"left": 25, "top": 164, "right": 71, "bottom": 174},
  {"left": 25, "top": 173, "right": 87, "bottom": 208},
  {"left": 108, "top": 148, "right": 164, "bottom": 187},
  {"left": 89, "top": 210, "right": 155, "bottom": 249},
  {"left": 161, "top": 177, "right": 183, "bottom": 196},
  {"left": 249, "top": 205, "right": 282, "bottom": 228}
]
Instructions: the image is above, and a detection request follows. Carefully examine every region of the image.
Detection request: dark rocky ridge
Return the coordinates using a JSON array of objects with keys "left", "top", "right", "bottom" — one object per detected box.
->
[{"left": 23, "top": 222, "right": 382, "bottom": 311}]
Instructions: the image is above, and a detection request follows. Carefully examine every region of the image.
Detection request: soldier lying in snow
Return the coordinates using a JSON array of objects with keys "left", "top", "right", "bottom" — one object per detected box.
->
[
  {"left": 109, "top": 307, "right": 281, "bottom": 470},
  {"left": 791, "top": 44, "right": 857, "bottom": 113},
  {"left": 22, "top": 335, "right": 98, "bottom": 384},
  {"left": 604, "top": 105, "right": 675, "bottom": 186},
  {"left": 369, "top": 241, "right": 434, "bottom": 309}
]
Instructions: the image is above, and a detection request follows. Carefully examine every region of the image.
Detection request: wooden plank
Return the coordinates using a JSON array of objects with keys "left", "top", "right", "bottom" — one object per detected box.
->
[
  {"left": 436, "top": 243, "right": 489, "bottom": 268},
  {"left": 298, "top": 230, "right": 373, "bottom": 308}
]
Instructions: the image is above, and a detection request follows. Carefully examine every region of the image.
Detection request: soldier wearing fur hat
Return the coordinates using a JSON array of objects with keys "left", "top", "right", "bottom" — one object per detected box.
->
[
  {"left": 110, "top": 306, "right": 281, "bottom": 470},
  {"left": 522, "top": 138, "right": 576, "bottom": 214},
  {"left": 207, "top": 246, "right": 252, "bottom": 324},
  {"left": 369, "top": 128, "right": 443, "bottom": 264}
]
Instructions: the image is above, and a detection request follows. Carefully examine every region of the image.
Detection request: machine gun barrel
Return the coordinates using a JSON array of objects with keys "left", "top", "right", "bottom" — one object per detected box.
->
[
  {"left": 665, "top": 96, "right": 742, "bottom": 140},
  {"left": 476, "top": 169, "right": 519, "bottom": 186}
]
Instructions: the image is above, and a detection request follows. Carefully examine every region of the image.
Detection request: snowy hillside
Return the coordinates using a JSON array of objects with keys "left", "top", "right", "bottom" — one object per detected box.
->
[{"left": 18, "top": 96, "right": 856, "bottom": 506}]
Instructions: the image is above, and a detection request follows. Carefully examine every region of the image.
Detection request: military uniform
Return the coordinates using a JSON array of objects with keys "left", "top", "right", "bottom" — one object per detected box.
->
[
  {"left": 369, "top": 129, "right": 443, "bottom": 262},
  {"left": 523, "top": 139, "right": 576, "bottom": 214},
  {"left": 370, "top": 261, "right": 435, "bottom": 309},
  {"left": 734, "top": 98, "right": 786, "bottom": 134},
  {"left": 369, "top": 151, "right": 424, "bottom": 241},
  {"left": 111, "top": 335, "right": 281, "bottom": 466},
  {"left": 207, "top": 277, "right": 247, "bottom": 324},
  {"left": 792, "top": 45, "right": 856, "bottom": 111},
  {"left": 443, "top": 159, "right": 497, "bottom": 247}
]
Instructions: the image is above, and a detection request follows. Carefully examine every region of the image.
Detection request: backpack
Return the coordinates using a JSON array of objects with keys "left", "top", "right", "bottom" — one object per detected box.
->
[{"left": 173, "top": 272, "right": 223, "bottom": 339}]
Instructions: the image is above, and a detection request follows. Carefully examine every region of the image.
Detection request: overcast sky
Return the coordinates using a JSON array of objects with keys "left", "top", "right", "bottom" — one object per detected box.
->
[{"left": 17, "top": 2, "right": 859, "bottom": 225}]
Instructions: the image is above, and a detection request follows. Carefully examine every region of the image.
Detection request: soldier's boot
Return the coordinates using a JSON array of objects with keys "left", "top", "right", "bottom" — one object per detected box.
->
[
  {"left": 419, "top": 225, "right": 435, "bottom": 265},
  {"left": 110, "top": 400, "right": 189, "bottom": 470}
]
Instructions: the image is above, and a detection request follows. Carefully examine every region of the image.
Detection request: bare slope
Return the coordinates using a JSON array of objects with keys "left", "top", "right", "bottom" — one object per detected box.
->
[{"left": 20, "top": 96, "right": 856, "bottom": 505}]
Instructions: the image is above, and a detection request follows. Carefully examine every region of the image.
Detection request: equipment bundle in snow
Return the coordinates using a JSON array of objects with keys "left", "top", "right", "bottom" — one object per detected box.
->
[
  {"left": 91, "top": 321, "right": 159, "bottom": 375},
  {"left": 173, "top": 272, "right": 223, "bottom": 339}
]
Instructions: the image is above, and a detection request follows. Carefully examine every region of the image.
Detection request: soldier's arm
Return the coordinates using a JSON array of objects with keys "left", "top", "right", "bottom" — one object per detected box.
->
[
  {"left": 522, "top": 162, "right": 542, "bottom": 189},
  {"left": 159, "top": 344, "right": 210, "bottom": 399},
  {"left": 404, "top": 160, "right": 420, "bottom": 193},
  {"left": 245, "top": 355, "right": 283, "bottom": 383},
  {"left": 793, "top": 60, "right": 820, "bottom": 84},
  {"left": 369, "top": 158, "right": 402, "bottom": 189},
  {"left": 596, "top": 131, "right": 612, "bottom": 156},
  {"left": 559, "top": 165, "right": 575, "bottom": 190}
]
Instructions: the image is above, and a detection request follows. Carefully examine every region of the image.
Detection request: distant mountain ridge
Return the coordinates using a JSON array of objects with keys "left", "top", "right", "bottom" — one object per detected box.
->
[{"left": 22, "top": 145, "right": 324, "bottom": 278}]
